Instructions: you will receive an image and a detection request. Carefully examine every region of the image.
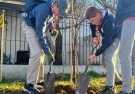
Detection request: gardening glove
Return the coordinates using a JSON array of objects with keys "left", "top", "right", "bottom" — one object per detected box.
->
[{"left": 47, "top": 52, "right": 55, "bottom": 63}]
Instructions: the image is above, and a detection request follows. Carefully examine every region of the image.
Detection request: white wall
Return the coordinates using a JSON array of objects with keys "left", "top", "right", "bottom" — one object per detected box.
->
[{"left": 2, "top": 65, "right": 108, "bottom": 80}]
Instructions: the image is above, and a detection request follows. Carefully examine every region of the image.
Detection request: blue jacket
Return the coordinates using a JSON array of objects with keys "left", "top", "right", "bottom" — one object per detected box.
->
[
  {"left": 22, "top": 0, "right": 53, "bottom": 55},
  {"left": 90, "top": 12, "right": 121, "bottom": 56},
  {"left": 115, "top": 0, "right": 135, "bottom": 26}
]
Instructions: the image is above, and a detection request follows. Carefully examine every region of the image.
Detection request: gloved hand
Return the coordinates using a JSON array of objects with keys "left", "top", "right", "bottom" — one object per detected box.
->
[{"left": 47, "top": 52, "right": 55, "bottom": 63}]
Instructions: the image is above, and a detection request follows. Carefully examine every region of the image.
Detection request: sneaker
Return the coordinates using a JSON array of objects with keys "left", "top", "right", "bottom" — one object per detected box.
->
[
  {"left": 115, "top": 81, "right": 122, "bottom": 86},
  {"left": 100, "top": 86, "right": 117, "bottom": 94},
  {"left": 35, "top": 82, "right": 44, "bottom": 89},
  {"left": 23, "top": 83, "right": 39, "bottom": 94},
  {"left": 37, "top": 82, "right": 44, "bottom": 87},
  {"left": 118, "top": 91, "right": 132, "bottom": 94}
]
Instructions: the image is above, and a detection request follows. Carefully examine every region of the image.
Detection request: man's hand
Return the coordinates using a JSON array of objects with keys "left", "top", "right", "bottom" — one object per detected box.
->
[
  {"left": 92, "top": 37, "right": 99, "bottom": 46},
  {"left": 88, "top": 54, "right": 96, "bottom": 64},
  {"left": 51, "top": 25, "right": 56, "bottom": 33},
  {"left": 47, "top": 52, "right": 55, "bottom": 63},
  {"left": 51, "top": 16, "right": 59, "bottom": 33},
  {"left": 50, "top": 29, "right": 59, "bottom": 36}
]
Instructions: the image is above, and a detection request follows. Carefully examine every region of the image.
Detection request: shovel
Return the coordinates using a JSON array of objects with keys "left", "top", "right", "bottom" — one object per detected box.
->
[
  {"left": 76, "top": 43, "right": 98, "bottom": 94},
  {"left": 44, "top": 61, "right": 56, "bottom": 94}
]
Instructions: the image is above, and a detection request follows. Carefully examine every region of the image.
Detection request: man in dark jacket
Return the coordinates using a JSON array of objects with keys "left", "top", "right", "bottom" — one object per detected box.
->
[
  {"left": 22, "top": 0, "right": 70, "bottom": 93},
  {"left": 115, "top": 0, "right": 135, "bottom": 94},
  {"left": 85, "top": 7, "right": 121, "bottom": 94},
  {"left": 90, "top": 22, "right": 122, "bottom": 86}
]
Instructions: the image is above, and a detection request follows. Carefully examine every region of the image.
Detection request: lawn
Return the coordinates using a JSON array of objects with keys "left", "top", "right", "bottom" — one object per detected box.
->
[{"left": 0, "top": 71, "right": 123, "bottom": 94}]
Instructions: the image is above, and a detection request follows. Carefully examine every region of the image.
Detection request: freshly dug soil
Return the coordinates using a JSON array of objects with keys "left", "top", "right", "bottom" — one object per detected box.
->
[
  {"left": 54, "top": 85, "right": 96, "bottom": 94},
  {"left": 36, "top": 85, "right": 97, "bottom": 94}
]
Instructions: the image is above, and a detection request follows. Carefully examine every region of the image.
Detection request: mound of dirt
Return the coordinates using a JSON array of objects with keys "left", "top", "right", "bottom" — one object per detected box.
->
[{"left": 54, "top": 85, "right": 96, "bottom": 94}]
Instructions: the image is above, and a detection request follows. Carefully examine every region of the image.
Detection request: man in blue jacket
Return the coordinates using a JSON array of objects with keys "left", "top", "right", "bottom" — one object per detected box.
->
[
  {"left": 22, "top": 0, "right": 70, "bottom": 93},
  {"left": 85, "top": 7, "right": 121, "bottom": 94},
  {"left": 115, "top": 0, "right": 135, "bottom": 94}
]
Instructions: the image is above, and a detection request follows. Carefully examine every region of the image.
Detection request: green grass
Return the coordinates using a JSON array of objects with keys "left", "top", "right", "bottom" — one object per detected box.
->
[
  {"left": 0, "top": 81, "right": 24, "bottom": 94},
  {"left": 0, "top": 71, "right": 123, "bottom": 94},
  {"left": 0, "top": 79, "right": 105, "bottom": 94},
  {"left": 55, "top": 71, "right": 101, "bottom": 81}
]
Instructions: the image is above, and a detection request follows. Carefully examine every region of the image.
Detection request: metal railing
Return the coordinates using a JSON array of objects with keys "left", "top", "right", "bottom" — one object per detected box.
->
[{"left": 0, "top": 7, "right": 102, "bottom": 65}]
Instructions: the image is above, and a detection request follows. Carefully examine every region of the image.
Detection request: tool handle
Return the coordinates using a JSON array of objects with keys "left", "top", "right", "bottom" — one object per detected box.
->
[
  {"left": 49, "top": 61, "right": 54, "bottom": 73},
  {"left": 83, "top": 43, "right": 98, "bottom": 74},
  {"left": 83, "top": 64, "right": 89, "bottom": 74}
]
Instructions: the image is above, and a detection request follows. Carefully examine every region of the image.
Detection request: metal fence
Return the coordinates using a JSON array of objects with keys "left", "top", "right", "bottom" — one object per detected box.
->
[{"left": 0, "top": 7, "right": 102, "bottom": 65}]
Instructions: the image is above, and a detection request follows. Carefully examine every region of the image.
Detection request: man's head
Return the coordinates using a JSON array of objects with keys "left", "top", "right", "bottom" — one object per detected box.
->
[
  {"left": 85, "top": 7, "right": 103, "bottom": 25},
  {"left": 51, "top": 0, "right": 70, "bottom": 17}
]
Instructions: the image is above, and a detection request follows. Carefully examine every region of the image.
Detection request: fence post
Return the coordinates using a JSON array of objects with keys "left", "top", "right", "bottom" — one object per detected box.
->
[{"left": 0, "top": 10, "right": 5, "bottom": 82}]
